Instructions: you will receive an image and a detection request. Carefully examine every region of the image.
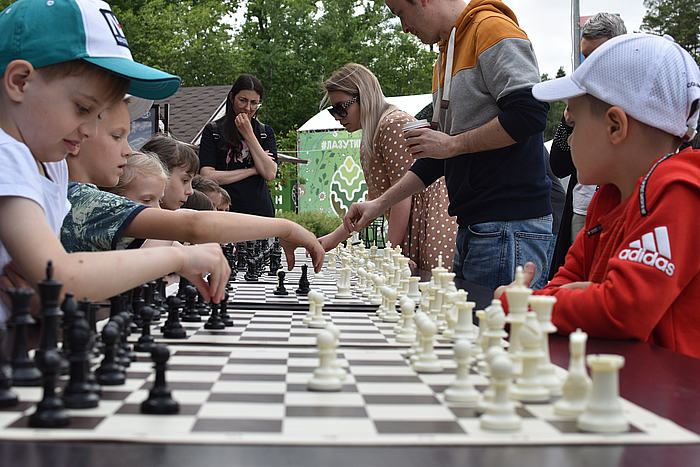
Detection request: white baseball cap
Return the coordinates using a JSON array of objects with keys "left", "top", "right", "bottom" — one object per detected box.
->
[
  {"left": 533, "top": 33, "right": 700, "bottom": 141},
  {"left": 0, "top": 0, "right": 180, "bottom": 100}
]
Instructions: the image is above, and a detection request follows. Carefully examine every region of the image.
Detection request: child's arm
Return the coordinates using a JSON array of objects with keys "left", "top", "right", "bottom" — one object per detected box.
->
[
  {"left": 319, "top": 224, "right": 350, "bottom": 252},
  {"left": 123, "top": 210, "right": 325, "bottom": 272},
  {"left": 0, "top": 197, "right": 229, "bottom": 303}
]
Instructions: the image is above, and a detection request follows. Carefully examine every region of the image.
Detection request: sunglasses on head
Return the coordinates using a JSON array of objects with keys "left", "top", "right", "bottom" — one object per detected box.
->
[{"left": 328, "top": 96, "right": 359, "bottom": 118}]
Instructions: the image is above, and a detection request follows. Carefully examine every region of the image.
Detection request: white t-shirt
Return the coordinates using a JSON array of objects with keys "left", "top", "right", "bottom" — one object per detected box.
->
[
  {"left": 0, "top": 128, "right": 71, "bottom": 323},
  {"left": 572, "top": 183, "right": 597, "bottom": 216}
]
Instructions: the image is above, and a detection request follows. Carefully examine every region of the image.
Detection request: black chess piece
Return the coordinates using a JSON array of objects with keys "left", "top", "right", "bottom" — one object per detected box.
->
[
  {"left": 162, "top": 296, "right": 186, "bottom": 339},
  {"left": 176, "top": 276, "right": 190, "bottom": 302},
  {"left": 59, "top": 293, "right": 79, "bottom": 375},
  {"left": 35, "top": 261, "right": 65, "bottom": 370},
  {"left": 109, "top": 314, "right": 132, "bottom": 368},
  {"left": 62, "top": 307, "right": 99, "bottom": 409},
  {"left": 268, "top": 238, "right": 281, "bottom": 276},
  {"left": 203, "top": 296, "right": 225, "bottom": 330},
  {"left": 181, "top": 285, "right": 201, "bottom": 322},
  {"left": 140, "top": 344, "right": 180, "bottom": 414},
  {"left": 95, "top": 322, "right": 125, "bottom": 386},
  {"left": 134, "top": 305, "right": 157, "bottom": 353},
  {"left": 296, "top": 264, "right": 311, "bottom": 295},
  {"left": 244, "top": 240, "right": 259, "bottom": 281},
  {"left": 273, "top": 270, "right": 289, "bottom": 296},
  {"left": 195, "top": 290, "right": 210, "bottom": 316},
  {"left": 0, "top": 324, "right": 19, "bottom": 408},
  {"left": 219, "top": 290, "right": 233, "bottom": 327},
  {"left": 8, "top": 288, "right": 41, "bottom": 386},
  {"left": 28, "top": 348, "right": 70, "bottom": 428}
]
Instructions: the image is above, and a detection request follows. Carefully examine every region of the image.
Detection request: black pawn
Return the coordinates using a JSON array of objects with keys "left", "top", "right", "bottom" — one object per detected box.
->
[
  {"left": 134, "top": 305, "right": 156, "bottom": 353},
  {"left": 0, "top": 324, "right": 19, "bottom": 407},
  {"left": 62, "top": 309, "right": 99, "bottom": 409},
  {"left": 140, "top": 344, "right": 179, "bottom": 414},
  {"left": 8, "top": 288, "right": 42, "bottom": 386},
  {"left": 28, "top": 349, "right": 70, "bottom": 428},
  {"left": 110, "top": 314, "right": 132, "bottom": 368},
  {"left": 95, "top": 323, "right": 125, "bottom": 386},
  {"left": 162, "top": 296, "right": 186, "bottom": 339},
  {"left": 273, "top": 270, "right": 288, "bottom": 295},
  {"left": 296, "top": 264, "right": 311, "bottom": 295},
  {"left": 203, "top": 299, "right": 225, "bottom": 330},
  {"left": 181, "top": 285, "right": 201, "bottom": 322},
  {"left": 219, "top": 290, "right": 233, "bottom": 327},
  {"left": 195, "top": 290, "right": 210, "bottom": 316}
]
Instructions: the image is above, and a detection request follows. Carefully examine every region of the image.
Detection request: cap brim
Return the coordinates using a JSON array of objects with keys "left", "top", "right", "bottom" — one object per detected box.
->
[
  {"left": 532, "top": 76, "right": 587, "bottom": 102},
  {"left": 84, "top": 56, "right": 181, "bottom": 100},
  {"left": 125, "top": 95, "right": 154, "bottom": 121}
]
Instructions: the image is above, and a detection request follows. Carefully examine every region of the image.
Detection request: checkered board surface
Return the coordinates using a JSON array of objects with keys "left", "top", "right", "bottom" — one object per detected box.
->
[
  {"left": 1, "top": 345, "right": 697, "bottom": 445},
  {"left": 227, "top": 281, "right": 375, "bottom": 311},
  {"left": 127, "top": 308, "right": 454, "bottom": 348}
]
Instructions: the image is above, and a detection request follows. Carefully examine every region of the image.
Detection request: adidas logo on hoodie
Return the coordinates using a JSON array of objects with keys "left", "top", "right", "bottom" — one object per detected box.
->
[{"left": 618, "top": 226, "right": 675, "bottom": 276}]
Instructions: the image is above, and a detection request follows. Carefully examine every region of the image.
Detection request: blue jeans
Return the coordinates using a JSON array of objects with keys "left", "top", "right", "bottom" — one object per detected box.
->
[{"left": 453, "top": 215, "right": 553, "bottom": 292}]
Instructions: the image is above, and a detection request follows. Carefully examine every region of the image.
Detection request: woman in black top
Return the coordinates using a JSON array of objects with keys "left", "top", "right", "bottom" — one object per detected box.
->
[{"left": 198, "top": 74, "right": 278, "bottom": 216}]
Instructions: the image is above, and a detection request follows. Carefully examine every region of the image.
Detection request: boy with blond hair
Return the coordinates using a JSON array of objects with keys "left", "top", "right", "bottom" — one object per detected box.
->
[
  {"left": 498, "top": 34, "right": 700, "bottom": 358},
  {"left": 0, "top": 0, "right": 230, "bottom": 321}
]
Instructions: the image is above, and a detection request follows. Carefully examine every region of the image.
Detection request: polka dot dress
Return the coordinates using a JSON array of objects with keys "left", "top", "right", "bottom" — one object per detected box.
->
[{"left": 361, "top": 110, "right": 458, "bottom": 272}]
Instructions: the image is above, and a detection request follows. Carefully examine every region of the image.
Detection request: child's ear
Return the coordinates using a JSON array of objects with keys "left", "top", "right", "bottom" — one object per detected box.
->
[
  {"left": 3, "top": 60, "right": 34, "bottom": 103},
  {"left": 606, "top": 106, "right": 629, "bottom": 145}
]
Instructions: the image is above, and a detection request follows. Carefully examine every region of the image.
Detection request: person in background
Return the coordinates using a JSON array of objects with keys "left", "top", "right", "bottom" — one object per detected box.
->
[
  {"left": 182, "top": 190, "right": 215, "bottom": 211},
  {"left": 105, "top": 151, "right": 168, "bottom": 209},
  {"left": 549, "top": 12, "right": 627, "bottom": 279},
  {"left": 198, "top": 74, "right": 278, "bottom": 216},
  {"left": 319, "top": 63, "right": 457, "bottom": 274}
]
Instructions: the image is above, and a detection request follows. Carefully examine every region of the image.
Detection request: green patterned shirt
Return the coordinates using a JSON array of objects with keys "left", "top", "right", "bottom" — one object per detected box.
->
[{"left": 61, "top": 182, "right": 148, "bottom": 252}]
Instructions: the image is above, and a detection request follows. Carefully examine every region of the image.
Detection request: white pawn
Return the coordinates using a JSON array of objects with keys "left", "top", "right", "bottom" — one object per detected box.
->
[
  {"left": 477, "top": 301, "right": 507, "bottom": 375},
  {"left": 444, "top": 340, "right": 480, "bottom": 406},
  {"left": 407, "top": 276, "right": 421, "bottom": 305},
  {"left": 475, "top": 346, "right": 506, "bottom": 414},
  {"left": 480, "top": 353, "right": 522, "bottom": 431},
  {"left": 326, "top": 324, "right": 347, "bottom": 381},
  {"left": 412, "top": 313, "right": 443, "bottom": 373},
  {"left": 453, "top": 295, "right": 476, "bottom": 343},
  {"left": 303, "top": 290, "right": 319, "bottom": 325},
  {"left": 395, "top": 298, "right": 417, "bottom": 342},
  {"left": 307, "top": 331, "right": 342, "bottom": 391},
  {"left": 555, "top": 329, "right": 592, "bottom": 417},
  {"left": 308, "top": 292, "right": 327, "bottom": 328},
  {"left": 577, "top": 354, "right": 628, "bottom": 433},
  {"left": 369, "top": 274, "right": 384, "bottom": 306},
  {"left": 381, "top": 286, "right": 399, "bottom": 322}
]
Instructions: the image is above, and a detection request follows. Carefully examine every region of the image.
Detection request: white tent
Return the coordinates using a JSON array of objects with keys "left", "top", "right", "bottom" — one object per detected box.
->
[{"left": 298, "top": 94, "right": 432, "bottom": 132}]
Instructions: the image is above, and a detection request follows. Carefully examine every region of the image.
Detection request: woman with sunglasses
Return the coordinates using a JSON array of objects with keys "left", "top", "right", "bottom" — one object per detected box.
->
[
  {"left": 199, "top": 74, "right": 278, "bottom": 217},
  {"left": 319, "top": 63, "right": 457, "bottom": 274}
]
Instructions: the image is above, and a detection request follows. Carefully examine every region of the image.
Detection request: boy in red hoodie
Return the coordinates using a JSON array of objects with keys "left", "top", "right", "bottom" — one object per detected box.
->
[{"left": 497, "top": 33, "right": 700, "bottom": 359}]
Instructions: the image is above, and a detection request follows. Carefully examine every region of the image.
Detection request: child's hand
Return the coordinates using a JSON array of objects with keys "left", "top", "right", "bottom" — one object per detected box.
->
[
  {"left": 494, "top": 262, "right": 537, "bottom": 299},
  {"left": 279, "top": 221, "right": 325, "bottom": 273},
  {"left": 177, "top": 243, "right": 230, "bottom": 303}
]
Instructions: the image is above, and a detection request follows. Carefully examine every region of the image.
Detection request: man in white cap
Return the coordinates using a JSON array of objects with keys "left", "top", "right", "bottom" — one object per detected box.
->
[{"left": 498, "top": 33, "right": 700, "bottom": 359}]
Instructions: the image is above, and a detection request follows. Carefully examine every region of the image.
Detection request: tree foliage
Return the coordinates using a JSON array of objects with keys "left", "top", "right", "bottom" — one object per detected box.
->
[
  {"left": 641, "top": 0, "right": 699, "bottom": 64},
  {"left": 234, "top": 0, "right": 436, "bottom": 135}
]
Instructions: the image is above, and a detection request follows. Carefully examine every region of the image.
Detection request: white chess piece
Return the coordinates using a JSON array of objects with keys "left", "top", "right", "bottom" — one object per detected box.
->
[
  {"left": 504, "top": 266, "right": 532, "bottom": 375},
  {"left": 303, "top": 290, "right": 319, "bottom": 325},
  {"left": 381, "top": 286, "right": 399, "bottom": 322},
  {"left": 555, "top": 329, "right": 592, "bottom": 417},
  {"left": 444, "top": 340, "right": 480, "bottom": 405},
  {"left": 480, "top": 353, "right": 522, "bottom": 431},
  {"left": 577, "top": 354, "right": 628, "bottom": 433},
  {"left": 335, "top": 267, "right": 352, "bottom": 299},
  {"left": 326, "top": 324, "right": 347, "bottom": 381},
  {"left": 528, "top": 295, "right": 562, "bottom": 396},
  {"left": 509, "top": 312, "right": 550, "bottom": 402},
  {"left": 307, "top": 330, "right": 342, "bottom": 391},
  {"left": 395, "top": 298, "right": 417, "bottom": 342},
  {"left": 477, "top": 300, "right": 508, "bottom": 375},
  {"left": 308, "top": 293, "right": 327, "bottom": 328},
  {"left": 407, "top": 276, "right": 421, "bottom": 305},
  {"left": 453, "top": 294, "right": 476, "bottom": 342},
  {"left": 412, "top": 313, "right": 443, "bottom": 373}
]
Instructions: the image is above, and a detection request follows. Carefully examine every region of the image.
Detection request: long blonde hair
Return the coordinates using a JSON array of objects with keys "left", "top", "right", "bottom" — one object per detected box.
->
[{"left": 322, "top": 63, "right": 397, "bottom": 159}]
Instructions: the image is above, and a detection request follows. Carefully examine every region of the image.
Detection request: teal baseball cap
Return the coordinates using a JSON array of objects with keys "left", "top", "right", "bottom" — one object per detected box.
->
[{"left": 0, "top": 0, "right": 180, "bottom": 100}]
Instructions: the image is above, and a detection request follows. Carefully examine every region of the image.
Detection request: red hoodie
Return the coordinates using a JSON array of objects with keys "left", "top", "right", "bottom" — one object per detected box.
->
[{"left": 533, "top": 148, "right": 700, "bottom": 359}]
